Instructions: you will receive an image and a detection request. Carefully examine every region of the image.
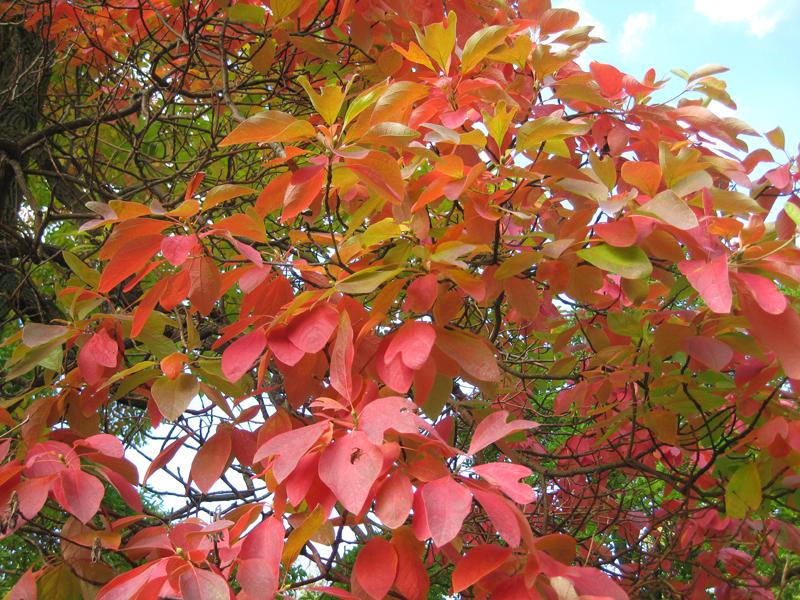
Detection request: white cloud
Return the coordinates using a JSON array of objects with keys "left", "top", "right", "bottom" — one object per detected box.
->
[
  {"left": 553, "top": 0, "right": 608, "bottom": 40},
  {"left": 693, "top": 0, "right": 784, "bottom": 37},
  {"left": 619, "top": 12, "right": 656, "bottom": 58}
]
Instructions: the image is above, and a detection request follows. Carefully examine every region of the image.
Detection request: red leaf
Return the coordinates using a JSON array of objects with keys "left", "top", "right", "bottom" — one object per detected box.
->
[
  {"left": 679, "top": 255, "right": 732, "bottom": 313},
  {"left": 190, "top": 428, "right": 232, "bottom": 493},
  {"left": 16, "top": 476, "right": 53, "bottom": 520},
  {"left": 472, "top": 488, "right": 523, "bottom": 548},
  {"left": 741, "top": 293, "right": 800, "bottom": 379},
  {"left": 281, "top": 165, "right": 326, "bottom": 222},
  {"left": 187, "top": 256, "right": 221, "bottom": 316},
  {"left": 287, "top": 303, "right": 339, "bottom": 353},
  {"left": 404, "top": 274, "right": 438, "bottom": 313},
  {"left": 468, "top": 410, "right": 539, "bottom": 455},
  {"left": 75, "top": 434, "right": 124, "bottom": 458},
  {"left": 421, "top": 476, "right": 473, "bottom": 547},
  {"left": 435, "top": 328, "right": 501, "bottom": 382},
  {"left": 238, "top": 517, "right": 284, "bottom": 599},
  {"left": 267, "top": 326, "right": 305, "bottom": 366},
  {"left": 682, "top": 336, "right": 733, "bottom": 372},
  {"left": 359, "top": 396, "right": 427, "bottom": 444},
  {"left": 385, "top": 321, "right": 436, "bottom": 370},
  {"left": 98, "top": 234, "right": 163, "bottom": 293},
  {"left": 352, "top": 538, "right": 398, "bottom": 600},
  {"left": 78, "top": 329, "right": 118, "bottom": 385},
  {"left": 178, "top": 565, "right": 231, "bottom": 600},
  {"left": 144, "top": 435, "right": 189, "bottom": 484},
  {"left": 318, "top": 431, "right": 383, "bottom": 514},
  {"left": 184, "top": 171, "right": 205, "bottom": 202},
  {"left": 590, "top": 61, "right": 624, "bottom": 97},
  {"left": 222, "top": 330, "right": 267, "bottom": 382},
  {"left": 330, "top": 310, "right": 355, "bottom": 401},
  {"left": 253, "top": 420, "right": 329, "bottom": 482},
  {"left": 375, "top": 337, "right": 414, "bottom": 393},
  {"left": 472, "top": 462, "right": 535, "bottom": 504},
  {"left": 53, "top": 469, "right": 104, "bottom": 524},
  {"left": 621, "top": 161, "right": 661, "bottom": 196},
  {"left": 161, "top": 235, "right": 197, "bottom": 266},
  {"left": 391, "top": 527, "right": 430, "bottom": 600},
  {"left": 375, "top": 471, "right": 413, "bottom": 529},
  {"left": 452, "top": 544, "right": 512, "bottom": 593},
  {"left": 96, "top": 560, "right": 166, "bottom": 600},
  {"left": 734, "top": 272, "right": 787, "bottom": 315}
]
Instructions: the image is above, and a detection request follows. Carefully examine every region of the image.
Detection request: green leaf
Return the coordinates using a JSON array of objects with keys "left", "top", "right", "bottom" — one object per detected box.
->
[
  {"left": 785, "top": 202, "right": 800, "bottom": 226},
  {"left": 63, "top": 250, "right": 100, "bottom": 287},
  {"left": 577, "top": 244, "right": 653, "bottom": 280},
  {"left": 36, "top": 564, "right": 82, "bottom": 600},
  {"left": 336, "top": 266, "right": 403, "bottom": 294},
  {"left": 516, "top": 116, "right": 592, "bottom": 151},
  {"left": 726, "top": 462, "right": 762, "bottom": 518},
  {"left": 687, "top": 64, "right": 729, "bottom": 83},
  {"left": 226, "top": 4, "right": 266, "bottom": 25}
]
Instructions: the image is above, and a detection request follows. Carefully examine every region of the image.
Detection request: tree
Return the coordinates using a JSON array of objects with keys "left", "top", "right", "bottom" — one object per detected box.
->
[{"left": 1, "top": 0, "right": 799, "bottom": 597}]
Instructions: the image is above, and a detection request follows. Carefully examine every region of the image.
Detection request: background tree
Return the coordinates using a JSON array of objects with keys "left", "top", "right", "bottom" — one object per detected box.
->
[{"left": 1, "top": 0, "right": 800, "bottom": 598}]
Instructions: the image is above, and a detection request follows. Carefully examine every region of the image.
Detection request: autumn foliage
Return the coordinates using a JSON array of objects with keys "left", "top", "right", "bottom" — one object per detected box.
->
[{"left": 2, "top": 0, "right": 800, "bottom": 598}]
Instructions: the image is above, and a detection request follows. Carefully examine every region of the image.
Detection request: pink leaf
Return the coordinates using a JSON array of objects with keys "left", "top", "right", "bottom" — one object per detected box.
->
[
  {"left": 318, "top": 431, "right": 383, "bottom": 514},
  {"left": 741, "top": 293, "right": 800, "bottom": 379},
  {"left": 384, "top": 321, "right": 436, "bottom": 370},
  {"left": 352, "top": 538, "right": 398, "bottom": 600},
  {"left": 468, "top": 410, "right": 539, "bottom": 455},
  {"left": 734, "top": 272, "right": 787, "bottom": 315},
  {"left": 679, "top": 255, "right": 732, "bottom": 313},
  {"left": 472, "top": 488, "right": 523, "bottom": 548},
  {"left": 375, "top": 472, "right": 414, "bottom": 529},
  {"left": 330, "top": 311, "right": 355, "bottom": 401},
  {"left": 359, "top": 396, "right": 426, "bottom": 445},
  {"left": 287, "top": 303, "right": 339, "bottom": 353},
  {"left": 222, "top": 330, "right": 267, "bottom": 382},
  {"left": 253, "top": 420, "right": 329, "bottom": 482},
  {"left": 682, "top": 336, "right": 733, "bottom": 372},
  {"left": 78, "top": 329, "right": 118, "bottom": 385},
  {"left": 421, "top": 476, "right": 473, "bottom": 547},
  {"left": 54, "top": 469, "right": 105, "bottom": 524},
  {"left": 472, "top": 462, "right": 535, "bottom": 505},
  {"left": 238, "top": 517, "right": 284, "bottom": 599}
]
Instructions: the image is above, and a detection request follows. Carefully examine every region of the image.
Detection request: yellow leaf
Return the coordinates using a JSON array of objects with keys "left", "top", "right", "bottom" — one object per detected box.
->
[
  {"left": 219, "top": 110, "right": 315, "bottom": 146},
  {"left": 337, "top": 266, "right": 403, "bottom": 294},
  {"left": 298, "top": 76, "right": 345, "bottom": 126},
  {"left": 391, "top": 41, "right": 435, "bottom": 71},
  {"left": 151, "top": 374, "right": 198, "bottom": 421},
  {"left": 765, "top": 126, "right": 785, "bottom": 150},
  {"left": 411, "top": 11, "right": 457, "bottom": 73},
  {"left": 485, "top": 101, "right": 518, "bottom": 149},
  {"left": 488, "top": 34, "right": 533, "bottom": 69},
  {"left": 282, "top": 504, "right": 327, "bottom": 566},
  {"left": 516, "top": 115, "right": 592, "bottom": 151},
  {"left": 203, "top": 184, "right": 257, "bottom": 212},
  {"left": 461, "top": 25, "right": 510, "bottom": 74},
  {"left": 726, "top": 463, "right": 762, "bottom": 518},
  {"left": 250, "top": 39, "right": 277, "bottom": 74},
  {"left": 270, "top": 0, "right": 302, "bottom": 20}
]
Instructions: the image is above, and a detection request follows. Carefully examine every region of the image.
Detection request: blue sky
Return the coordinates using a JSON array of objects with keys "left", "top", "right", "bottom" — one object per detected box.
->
[{"left": 554, "top": 0, "right": 800, "bottom": 152}]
